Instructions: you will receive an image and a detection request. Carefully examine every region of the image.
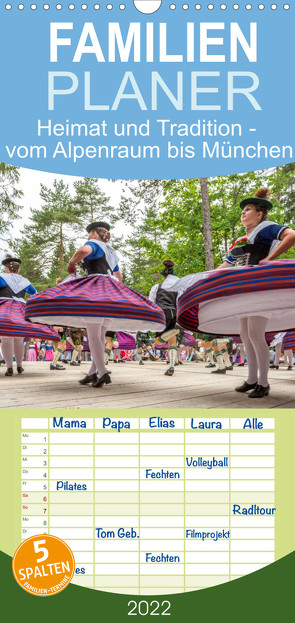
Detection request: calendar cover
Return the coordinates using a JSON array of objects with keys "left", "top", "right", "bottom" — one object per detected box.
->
[{"left": 0, "top": 2, "right": 294, "bottom": 620}]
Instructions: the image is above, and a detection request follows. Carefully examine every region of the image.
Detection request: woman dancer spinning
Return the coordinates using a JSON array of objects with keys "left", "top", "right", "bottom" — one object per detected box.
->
[
  {"left": 149, "top": 260, "right": 180, "bottom": 377},
  {"left": 216, "top": 188, "right": 295, "bottom": 397},
  {"left": 0, "top": 255, "right": 59, "bottom": 376},
  {"left": 25, "top": 221, "right": 165, "bottom": 388},
  {"left": 176, "top": 188, "right": 295, "bottom": 398}
]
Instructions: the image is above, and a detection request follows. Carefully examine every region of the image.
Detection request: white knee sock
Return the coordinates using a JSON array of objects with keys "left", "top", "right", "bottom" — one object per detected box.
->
[
  {"left": 14, "top": 338, "right": 25, "bottom": 367},
  {"left": 86, "top": 324, "right": 107, "bottom": 378},
  {"left": 215, "top": 351, "right": 225, "bottom": 370},
  {"left": 53, "top": 347, "right": 63, "bottom": 366},
  {"left": 206, "top": 348, "right": 214, "bottom": 364},
  {"left": 240, "top": 318, "right": 258, "bottom": 384},
  {"left": 87, "top": 359, "right": 96, "bottom": 376},
  {"left": 71, "top": 348, "right": 79, "bottom": 363},
  {"left": 274, "top": 343, "right": 282, "bottom": 366},
  {"left": 1, "top": 338, "right": 14, "bottom": 369},
  {"left": 285, "top": 349, "right": 293, "bottom": 366},
  {"left": 247, "top": 316, "right": 269, "bottom": 387},
  {"left": 222, "top": 350, "right": 231, "bottom": 368},
  {"left": 168, "top": 346, "right": 178, "bottom": 368}
]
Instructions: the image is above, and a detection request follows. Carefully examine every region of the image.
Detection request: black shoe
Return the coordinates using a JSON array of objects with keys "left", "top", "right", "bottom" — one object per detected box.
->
[
  {"left": 0, "top": 360, "right": 5, "bottom": 365},
  {"left": 211, "top": 368, "right": 226, "bottom": 374},
  {"left": 63, "top": 360, "right": 69, "bottom": 364},
  {"left": 248, "top": 384, "right": 270, "bottom": 398},
  {"left": 269, "top": 364, "right": 278, "bottom": 369},
  {"left": 235, "top": 381, "right": 257, "bottom": 393},
  {"left": 226, "top": 365, "right": 233, "bottom": 371},
  {"left": 5, "top": 367, "right": 13, "bottom": 376},
  {"left": 92, "top": 373, "right": 112, "bottom": 388},
  {"left": 70, "top": 361, "right": 80, "bottom": 366},
  {"left": 287, "top": 366, "right": 293, "bottom": 370},
  {"left": 165, "top": 367, "right": 174, "bottom": 376},
  {"left": 79, "top": 373, "right": 97, "bottom": 385},
  {"left": 139, "top": 360, "right": 144, "bottom": 365},
  {"left": 50, "top": 363, "right": 65, "bottom": 370},
  {"left": 17, "top": 366, "right": 24, "bottom": 374},
  {"left": 237, "top": 362, "right": 245, "bottom": 367},
  {"left": 106, "top": 369, "right": 112, "bottom": 375},
  {"left": 206, "top": 363, "right": 216, "bottom": 368},
  {"left": 178, "top": 361, "right": 183, "bottom": 365}
]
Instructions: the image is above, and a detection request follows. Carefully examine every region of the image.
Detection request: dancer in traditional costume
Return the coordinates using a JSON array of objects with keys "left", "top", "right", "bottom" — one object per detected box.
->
[
  {"left": 136, "top": 331, "right": 155, "bottom": 365},
  {"left": 175, "top": 330, "right": 186, "bottom": 365},
  {"left": 67, "top": 328, "right": 85, "bottom": 366},
  {"left": 104, "top": 331, "right": 117, "bottom": 370},
  {"left": 50, "top": 327, "right": 67, "bottom": 370},
  {"left": 0, "top": 255, "right": 59, "bottom": 376},
  {"left": 201, "top": 335, "right": 216, "bottom": 368},
  {"left": 168, "top": 188, "right": 295, "bottom": 398},
  {"left": 280, "top": 332, "right": 295, "bottom": 369},
  {"left": 269, "top": 332, "right": 286, "bottom": 370},
  {"left": 25, "top": 221, "right": 165, "bottom": 387},
  {"left": 104, "top": 331, "right": 136, "bottom": 368},
  {"left": 149, "top": 260, "right": 180, "bottom": 376},
  {"left": 269, "top": 332, "right": 293, "bottom": 370},
  {"left": 211, "top": 335, "right": 233, "bottom": 373}
]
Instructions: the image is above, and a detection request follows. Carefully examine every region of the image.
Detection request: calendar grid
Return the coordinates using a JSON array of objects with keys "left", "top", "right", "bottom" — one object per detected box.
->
[{"left": 20, "top": 415, "right": 276, "bottom": 595}]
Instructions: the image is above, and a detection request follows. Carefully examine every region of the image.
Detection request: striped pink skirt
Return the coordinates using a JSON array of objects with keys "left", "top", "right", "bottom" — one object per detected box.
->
[
  {"left": 177, "top": 260, "right": 295, "bottom": 335},
  {"left": 0, "top": 299, "right": 60, "bottom": 340},
  {"left": 25, "top": 275, "right": 166, "bottom": 332}
]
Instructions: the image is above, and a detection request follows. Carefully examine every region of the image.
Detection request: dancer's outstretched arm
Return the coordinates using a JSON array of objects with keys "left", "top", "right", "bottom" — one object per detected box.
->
[{"left": 67, "top": 245, "right": 93, "bottom": 274}]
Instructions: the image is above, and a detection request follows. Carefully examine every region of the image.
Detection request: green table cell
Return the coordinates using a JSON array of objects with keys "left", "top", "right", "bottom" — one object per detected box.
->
[
  {"left": 185, "top": 492, "right": 230, "bottom": 504},
  {"left": 140, "top": 492, "right": 184, "bottom": 504},
  {"left": 72, "top": 577, "right": 94, "bottom": 588},
  {"left": 94, "top": 576, "right": 139, "bottom": 588},
  {"left": 21, "top": 505, "right": 47, "bottom": 515},
  {"left": 186, "top": 504, "right": 229, "bottom": 515},
  {"left": 50, "top": 492, "right": 94, "bottom": 503},
  {"left": 140, "top": 504, "right": 184, "bottom": 516},
  {"left": 50, "top": 504, "right": 93, "bottom": 515},
  {"left": 95, "top": 504, "right": 139, "bottom": 515},
  {"left": 95, "top": 492, "right": 139, "bottom": 504},
  {"left": 231, "top": 492, "right": 275, "bottom": 504},
  {"left": 21, "top": 492, "right": 47, "bottom": 504}
]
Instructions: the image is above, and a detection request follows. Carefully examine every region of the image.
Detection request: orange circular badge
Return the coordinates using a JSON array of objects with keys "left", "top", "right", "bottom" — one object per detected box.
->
[{"left": 12, "top": 535, "right": 75, "bottom": 596}]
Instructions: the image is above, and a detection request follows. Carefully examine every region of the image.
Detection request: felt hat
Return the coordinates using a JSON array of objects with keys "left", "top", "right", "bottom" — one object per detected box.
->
[
  {"left": 2, "top": 256, "right": 21, "bottom": 266},
  {"left": 86, "top": 221, "right": 110, "bottom": 233},
  {"left": 240, "top": 187, "right": 273, "bottom": 210}
]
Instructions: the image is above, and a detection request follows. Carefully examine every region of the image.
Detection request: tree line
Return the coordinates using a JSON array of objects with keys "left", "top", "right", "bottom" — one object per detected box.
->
[{"left": 1, "top": 162, "right": 295, "bottom": 295}]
